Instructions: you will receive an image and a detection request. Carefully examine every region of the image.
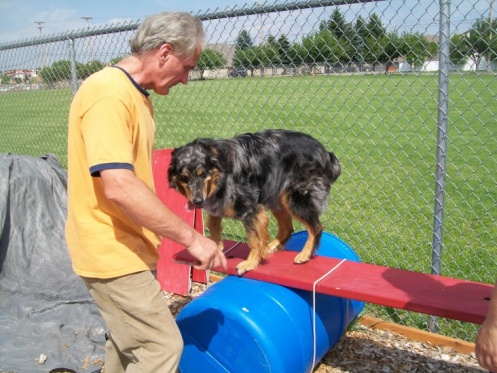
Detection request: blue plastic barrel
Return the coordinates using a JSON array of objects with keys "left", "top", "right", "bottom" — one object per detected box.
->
[{"left": 177, "top": 231, "right": 364, "bottom": 373}]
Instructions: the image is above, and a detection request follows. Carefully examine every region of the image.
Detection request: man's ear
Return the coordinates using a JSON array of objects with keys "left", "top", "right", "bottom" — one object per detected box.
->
[{"left": 158, "top": 43, "right": 173, "bottom": 62}]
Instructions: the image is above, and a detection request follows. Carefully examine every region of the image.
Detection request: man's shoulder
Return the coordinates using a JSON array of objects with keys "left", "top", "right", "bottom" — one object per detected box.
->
[
  {"left": 76, "top": 67, "right": 136, "bottom": 104},
  {"left": 84, "top": 66, "right": 127, "bottom": 87}
]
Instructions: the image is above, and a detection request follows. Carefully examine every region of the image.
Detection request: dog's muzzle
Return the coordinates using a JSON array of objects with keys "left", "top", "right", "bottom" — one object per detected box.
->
[{"left": 191, "top": 197, "right": 205, "bottom": 209}]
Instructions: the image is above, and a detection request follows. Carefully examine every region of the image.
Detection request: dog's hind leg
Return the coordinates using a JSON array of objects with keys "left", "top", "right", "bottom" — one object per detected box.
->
[
  {"left": 282, "top": 185, "right": 326, "bottom": 264},
  {"left": 282, "top": 191, "right": 324, "bottom": 264},
  {"left": 293, "top": 220, "right": 323, "bottom": 264},
  {"left": 236, "top": 205, "right": 270, "bottom": 275},
  {"left": 268, "top": 208, "right": 294, "bottom": 253},
  {"left": 207, "top": 214, "right": 224, "bottom": 251}
]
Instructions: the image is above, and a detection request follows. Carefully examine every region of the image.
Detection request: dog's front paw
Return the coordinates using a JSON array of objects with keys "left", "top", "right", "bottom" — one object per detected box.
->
[
  {"left": 267, "top": 239, "right": 285, "bottom": 253},
  {"left": 236, "top": 260, "right": 258, "bottom": 276},
  {"left": 293, "top": 252, "right": 311, "bottom": 264}
]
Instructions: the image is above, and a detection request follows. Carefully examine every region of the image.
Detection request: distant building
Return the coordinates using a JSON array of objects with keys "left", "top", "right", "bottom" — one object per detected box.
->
[{"left": 3, "top": 69, "right": 38, "bottom": 80}]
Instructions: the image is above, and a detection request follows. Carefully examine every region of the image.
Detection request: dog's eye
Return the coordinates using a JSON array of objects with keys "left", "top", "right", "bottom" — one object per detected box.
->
[{"left": 179, "top": 175, "right": 189, "bottom": 183}]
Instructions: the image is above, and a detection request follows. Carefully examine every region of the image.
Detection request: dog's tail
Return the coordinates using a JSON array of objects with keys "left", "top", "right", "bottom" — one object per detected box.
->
[{"left": 328, "top": 152, "right": 341, "bottom": 183}]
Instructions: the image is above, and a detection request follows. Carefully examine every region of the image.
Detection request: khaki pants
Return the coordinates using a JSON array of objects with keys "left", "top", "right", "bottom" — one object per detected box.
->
[{"left": 83, "top": 271, "right": 183, "bottom": 373}]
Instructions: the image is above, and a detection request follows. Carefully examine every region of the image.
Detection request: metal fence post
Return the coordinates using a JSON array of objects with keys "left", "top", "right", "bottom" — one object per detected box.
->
[
  {"left": 68, "top": 38, "right": 78, "bottom": 95},
  {"left": 429, "top": 0, "right": 451, "bottom": 333}
]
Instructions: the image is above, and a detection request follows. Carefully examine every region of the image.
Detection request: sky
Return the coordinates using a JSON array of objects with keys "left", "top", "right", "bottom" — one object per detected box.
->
[{"left": 0, "top": 0, "right": 255, "bottom": 44}]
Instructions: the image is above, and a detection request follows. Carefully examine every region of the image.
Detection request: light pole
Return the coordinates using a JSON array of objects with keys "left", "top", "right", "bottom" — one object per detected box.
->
[
  {"left": 489, "top": 0, "right": 494, "bottom": 72},
  {"left": 82, "top": 16, "right": 93, "bottom": 63},
  {"left": 34, "top": 21, "right": 45, "bottom": 69},
  {"left": 256, "top": 2, "right": 265, "bottom": 46}
]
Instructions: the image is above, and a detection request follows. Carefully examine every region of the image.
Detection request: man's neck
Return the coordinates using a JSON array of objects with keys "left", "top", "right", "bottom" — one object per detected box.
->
[{"left": 115, "top": 54, "right": 153, "bottom": 90}]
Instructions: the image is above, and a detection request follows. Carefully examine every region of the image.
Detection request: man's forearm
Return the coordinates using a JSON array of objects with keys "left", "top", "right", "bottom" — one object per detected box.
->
[{"left": 100, "top": 168, "right": 200, "bottom": 247}]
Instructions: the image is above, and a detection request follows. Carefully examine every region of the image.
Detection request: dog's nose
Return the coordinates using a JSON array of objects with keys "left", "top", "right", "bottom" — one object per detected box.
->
[{"left": 192, "top": 197, "right": 204, "bottom": 208}]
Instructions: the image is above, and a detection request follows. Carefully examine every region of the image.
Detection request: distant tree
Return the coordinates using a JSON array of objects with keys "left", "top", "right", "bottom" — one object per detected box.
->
[
  {"left": 354, "top": 16, "right": 368, "bottom": 63},
  {"left": 302, "top": 30, "right": 345, "bottom": 64},
  {"left": 426, "top": 39, "right": 439, "bottom": 60},
  {"left": 263, "top": 34, "right": 281, "bottom": 65},
  {"left": 381, "top": 32, "right": 402, "bottom": 71},
  {"left": 257, "top": 45, "right": 279, "bottom": 69},
  {"left": 287, "top": 43, "right": 305, "bottom": 66},
  {"left": 355, "top": 15, "right": 368, "bottom": 41},
  {"left": 196, "top": 48, "right": 227, "bottom": 79},
  {"left": 235, "top": 30, "right": 253, "bottom": 51},
  {"left": 353, "top": 13, "right": 387, "bottom": 65},
  {"left": 366, "top": 13, "right": 387, "bottom": 39},
  {"left": 1, "top": 74, "right": 10, "bottom": 84},
  {"left": 319, "top": 8, "right": 357, "bottom": 61},
  {"left": 363, "top": 32, "right": 401, "bottom": 71},
  {"left": 320, "top": 8, "right": 354, "bottom": 41},
  {"left": 263, "top": 34, "right": 291, "bottom": 65},
  {"left": 266, "top": 34, "right": 278, "bottom": 48},
  {"left": 50, "top": 60, "right": 72, "bottom": 81},
  {"left": 301, "top": 31, "right": 328, "bottom": 64},
  {"left": 450, "top": 33, "right": 470, "bottom": 65},
  {"left": 399, "top": 32, "right": 431, "bottom": 69},
  {"left": 277, "top": 35, "right": 292, "bottom": 65},
  {"left": 77, "top": 60, "right": 105, "bottom": 79},
  {"left": 233, "top": 47, "right": 258, "bottom": 75},
  {"left": 39, "top": 66, "right": 57, "bottom": 87},
  {"left": 109, "top": 56, "right": 124, "bottom": 65},
  {"left": 466, "top": 17, "right": 497, "bottom": 70}
]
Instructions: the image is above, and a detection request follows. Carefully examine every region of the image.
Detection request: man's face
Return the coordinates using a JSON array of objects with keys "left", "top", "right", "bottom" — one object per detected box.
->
[{"left": 154, "top": 43, "right": 201, "bottom": 95}]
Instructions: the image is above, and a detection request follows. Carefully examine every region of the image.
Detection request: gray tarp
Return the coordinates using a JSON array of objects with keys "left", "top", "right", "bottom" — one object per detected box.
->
[{"left": 0, "top": 154, "right": 105, "bottom": 373}]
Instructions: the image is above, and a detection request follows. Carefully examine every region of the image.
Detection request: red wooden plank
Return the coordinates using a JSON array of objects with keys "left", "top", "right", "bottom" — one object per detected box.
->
[
  {"left": 191, "top": 208, "right": 208, "bottom": 284},
  {"left": 153, "top": 149, "right": 192, "bottom": 295},
  {"left": 173, "top": 241, "right": 492, "bottom": 324}
]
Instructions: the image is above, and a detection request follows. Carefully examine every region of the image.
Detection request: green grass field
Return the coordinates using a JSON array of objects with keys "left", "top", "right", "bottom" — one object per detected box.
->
[{"left": 1, "top": 72, "right": 495, "bottom": 340}]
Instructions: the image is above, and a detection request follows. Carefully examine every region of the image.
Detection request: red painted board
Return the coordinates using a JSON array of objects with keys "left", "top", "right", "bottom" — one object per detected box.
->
[
  {"left": 191, "top": 208, "right": 208, "bottom": 284},
  {"left": 173, "top": 241, "right": 492, "bottom": 324},
  {"left": 153, "top": 149, "right": 192, "bottom": 295}
]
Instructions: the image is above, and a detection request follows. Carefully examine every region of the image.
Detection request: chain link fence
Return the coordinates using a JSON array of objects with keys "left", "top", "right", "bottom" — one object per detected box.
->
[{"left": 1, "top": 0, "right": 496, "bottom": 341}]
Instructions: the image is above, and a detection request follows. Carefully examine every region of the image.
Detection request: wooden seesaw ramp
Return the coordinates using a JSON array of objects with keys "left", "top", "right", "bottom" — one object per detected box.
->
[{"left": 174, "top": 240, "right": 492, "bottom": 325}]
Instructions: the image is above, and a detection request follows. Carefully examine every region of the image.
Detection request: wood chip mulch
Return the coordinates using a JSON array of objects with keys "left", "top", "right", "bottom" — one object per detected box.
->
[{"left": 164, "top": 282, "right": 485, "bottom": 373}]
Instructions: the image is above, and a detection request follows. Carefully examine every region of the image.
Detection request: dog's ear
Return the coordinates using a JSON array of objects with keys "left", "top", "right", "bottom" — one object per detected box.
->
[
  {"left": 170, "top": 175, "right": 188, "bottom": 197},
  {"left": 167, "top": 149, "right": 179, "bottom": 188},
  {"left": 197, "top": 139, "right": 223, "bottom": 171},
  {"left": 168, "top": 173, "right": 178, "bottom": 189},
  {"left": 328, "top": 152, "right": 341, "bottom": 183},
  {"left": 167, "top": 156, "right": 188, "bottom": 197}
]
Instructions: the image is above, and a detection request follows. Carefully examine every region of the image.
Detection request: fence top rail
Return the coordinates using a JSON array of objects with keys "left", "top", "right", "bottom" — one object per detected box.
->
[
  {"left": 0, "top": 0, "right": 383, "bottom": 51},
  {"left": 197, "top": 0, "right": 383, "bottom": 19},
  {"left": 0, "top": 21, "right": 138, "bottom": 51}
]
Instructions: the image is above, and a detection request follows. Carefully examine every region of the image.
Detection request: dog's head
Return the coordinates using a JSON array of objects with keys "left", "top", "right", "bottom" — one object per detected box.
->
[{"left": 168, "top": 139, "right": 222, "bottom": 209}]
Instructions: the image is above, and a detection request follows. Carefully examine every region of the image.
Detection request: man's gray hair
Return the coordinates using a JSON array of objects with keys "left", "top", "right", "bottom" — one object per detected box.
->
[{"left": 130, "top": 12, "right": 205, "bottom": 58}]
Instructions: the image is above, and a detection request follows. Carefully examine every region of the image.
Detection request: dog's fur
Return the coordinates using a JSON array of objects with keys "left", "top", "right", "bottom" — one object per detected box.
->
[{"left": 168, "top": 129, "right": 341, "bottom": 275}]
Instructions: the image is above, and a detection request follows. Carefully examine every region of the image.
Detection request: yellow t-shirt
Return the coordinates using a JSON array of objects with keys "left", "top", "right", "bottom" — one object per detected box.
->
[{"left": 66, "top": 66, "right": 161, "bottom": 279}]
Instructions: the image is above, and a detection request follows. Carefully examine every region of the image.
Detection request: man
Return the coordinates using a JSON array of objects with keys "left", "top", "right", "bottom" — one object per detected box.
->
[
  {"left": 66, "top": 12, "right": 227, "bottom": 373},
  {"left": 476, "top": 279, "right": 497, "bottom": 372}
]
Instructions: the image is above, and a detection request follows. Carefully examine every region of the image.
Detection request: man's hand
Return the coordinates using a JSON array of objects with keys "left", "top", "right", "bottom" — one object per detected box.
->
[
  {"left": 186, "top": 233, "right": 227, "bottom": 271},
  {"left": 476, "top": 318, "right": 497, "bottom": 372},
  {"left": 476, "top": 280, "right": 497, "bottom": 372}
]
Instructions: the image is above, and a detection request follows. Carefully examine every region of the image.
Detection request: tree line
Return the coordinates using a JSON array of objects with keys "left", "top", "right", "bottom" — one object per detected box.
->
[
  {"left": 201, "top": 8, "right": 496, "bottom": 76},
  {"left": 37, "top": 57, "right": 123, "bottom": 87}
]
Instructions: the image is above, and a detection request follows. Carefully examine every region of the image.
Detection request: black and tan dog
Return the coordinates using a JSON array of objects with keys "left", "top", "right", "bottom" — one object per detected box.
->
[{"left": 168, "top": 129, "right": 341, "bottom": 275}]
